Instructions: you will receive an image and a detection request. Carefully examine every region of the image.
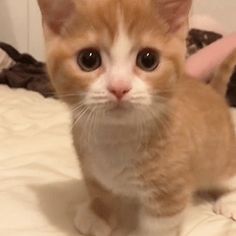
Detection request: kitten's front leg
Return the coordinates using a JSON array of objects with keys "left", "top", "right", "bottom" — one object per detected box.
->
[
  {"left": 128, "top": 190, "right": 190, "bottom": 236},
  {"left": 74, "top": 200, "right": 112, "bottom": 236},
  {"left": 74, "top": 178, "right": 116, "bottom": 236}
]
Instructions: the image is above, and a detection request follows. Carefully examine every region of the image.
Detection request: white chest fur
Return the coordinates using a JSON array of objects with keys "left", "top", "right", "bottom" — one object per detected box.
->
[
  {"left": 73, "top": 119, "right": 147, "bottom": 197},
  {"left": 87, "top": 142, "right": 138, "bottom": 196}
]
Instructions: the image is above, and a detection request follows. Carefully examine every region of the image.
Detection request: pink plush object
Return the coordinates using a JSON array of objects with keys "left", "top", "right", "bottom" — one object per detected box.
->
[{"left": 185, "top": 32, "right": 236, "bottom": 82}]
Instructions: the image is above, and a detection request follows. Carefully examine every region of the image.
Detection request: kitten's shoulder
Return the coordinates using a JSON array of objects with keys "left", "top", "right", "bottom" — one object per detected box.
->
[{"left": 174, "top": 74, "right": 229, "bottom": 110}]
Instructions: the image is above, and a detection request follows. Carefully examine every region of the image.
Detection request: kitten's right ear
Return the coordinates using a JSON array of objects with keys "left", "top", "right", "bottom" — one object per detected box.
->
[
  {"left": 155, "top": 0, "right": 192, "bottom": 34},
  {"left": 37, "top": 0, "right": 75, "bottom": 34}
]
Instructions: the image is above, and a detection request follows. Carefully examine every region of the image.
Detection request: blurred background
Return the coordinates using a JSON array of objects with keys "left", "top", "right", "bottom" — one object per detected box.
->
[{"left": 0, "top": 0, "right": 235, "bottom": 61}]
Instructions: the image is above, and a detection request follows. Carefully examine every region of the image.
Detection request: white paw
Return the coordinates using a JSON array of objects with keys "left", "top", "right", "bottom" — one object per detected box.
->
[
  {"left": 213, "top": 198, "right": 236, "bottom": 221},
  {"left": 74, "top": 201, "right": 112, "bottom": 236}
]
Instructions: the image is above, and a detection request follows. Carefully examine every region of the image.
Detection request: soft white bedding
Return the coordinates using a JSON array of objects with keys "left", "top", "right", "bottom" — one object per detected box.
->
[{"left": 1, "top": 85, "right": 236, "bottom": 236}]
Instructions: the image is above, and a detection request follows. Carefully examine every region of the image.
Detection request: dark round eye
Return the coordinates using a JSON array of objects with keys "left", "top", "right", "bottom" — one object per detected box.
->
[
  {"left": 136, "top": 48, "right": 160, "bottom": 72},
  {"left": 77, "top": 48, "right": 102, "bottom": 72}
]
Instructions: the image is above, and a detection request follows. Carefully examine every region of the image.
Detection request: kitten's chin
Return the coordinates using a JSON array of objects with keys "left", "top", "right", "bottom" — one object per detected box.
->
[
  {"left": 107, "top": 100, "right": 134, "bottom": 112},
  {"left": 104, "top": 100, "right": 146, "bottom": 118}
]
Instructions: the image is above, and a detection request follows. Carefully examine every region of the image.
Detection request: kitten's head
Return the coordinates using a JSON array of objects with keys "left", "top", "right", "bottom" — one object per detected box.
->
[{"left": 38, "top": 0, "right": 191, "bottom": 122}]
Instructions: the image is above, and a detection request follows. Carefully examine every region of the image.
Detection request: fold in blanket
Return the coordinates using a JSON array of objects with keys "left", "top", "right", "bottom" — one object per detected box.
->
[{"left": 0, "top": 29, "right": 235, "bottom": 105}]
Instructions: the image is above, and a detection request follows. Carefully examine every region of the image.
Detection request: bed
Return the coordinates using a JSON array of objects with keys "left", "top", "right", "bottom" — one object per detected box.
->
[{"left": 1, "top": 84, "right": 236, "bottom": 236}]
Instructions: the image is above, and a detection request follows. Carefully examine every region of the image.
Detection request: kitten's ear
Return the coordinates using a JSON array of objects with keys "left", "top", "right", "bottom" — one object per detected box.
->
[
  {"left": 156, "top": 0, "right": 192, "bottom": 34},
  {"left": 37, "top": 0, "right": 75, "bottom": 34}
]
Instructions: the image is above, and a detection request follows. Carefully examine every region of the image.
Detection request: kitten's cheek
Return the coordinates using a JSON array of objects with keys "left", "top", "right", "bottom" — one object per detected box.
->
[{"left": 140, "top": 93, "right": 153, "bottom": 106}]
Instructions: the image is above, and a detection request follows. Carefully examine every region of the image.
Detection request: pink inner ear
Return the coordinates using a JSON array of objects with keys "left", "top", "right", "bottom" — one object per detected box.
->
[
  {"left": 38, "top": 0, "right": 75, "bottom": 33},
  {"left": 157, "top": 0, "right": 192, "bottom": 32}
]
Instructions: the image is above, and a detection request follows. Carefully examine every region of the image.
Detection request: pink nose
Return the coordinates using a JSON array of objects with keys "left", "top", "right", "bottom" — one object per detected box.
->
[{"left": 107, "top": 80, "right": 131, "bottom": 100}]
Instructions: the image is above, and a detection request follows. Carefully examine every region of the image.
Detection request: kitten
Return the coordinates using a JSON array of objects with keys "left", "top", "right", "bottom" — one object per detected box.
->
[{"left": 38, "top": 0, "right": 236, "bottom": 236}]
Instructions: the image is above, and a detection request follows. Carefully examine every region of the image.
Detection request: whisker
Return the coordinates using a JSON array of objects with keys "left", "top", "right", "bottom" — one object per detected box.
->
[
  {"left": 85, "top": 99, "right": 109, "bottom": 106},
  {"left": 86, "top": 107, "right": 96, "bottom": 144},
  {"left": 72, "top": 106, "right": 90, "bottom": 130},
  {"left": 70, "top": 103, "right": 86, "bottom": 114},
  {"left": 90, "top": 107, "right": 99, "bottom": 144}
]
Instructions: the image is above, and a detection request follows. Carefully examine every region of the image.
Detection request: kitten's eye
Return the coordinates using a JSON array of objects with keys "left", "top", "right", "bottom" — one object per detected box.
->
[
  {"left": 77, "top": 48, "right": 102, "bottom": 72},
  {"left": 136, "top": 48, "right": 160, "bottom": 72}
]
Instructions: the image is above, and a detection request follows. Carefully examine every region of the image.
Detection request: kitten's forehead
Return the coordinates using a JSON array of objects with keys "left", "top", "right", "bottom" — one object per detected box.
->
[
  {"left": 111, "top": 17, "right": 132, "bottom": 65},
  {"left": 70, "top": 0, "right": 166, "bottom": 44}
]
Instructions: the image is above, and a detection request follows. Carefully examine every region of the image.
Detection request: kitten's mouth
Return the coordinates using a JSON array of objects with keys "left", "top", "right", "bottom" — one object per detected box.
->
[
  {"left": 103, "top": 102, "right": 138, "bottom": 121},
  {"left": 107, "top": 100, "right": 134, "bottom": 112}
]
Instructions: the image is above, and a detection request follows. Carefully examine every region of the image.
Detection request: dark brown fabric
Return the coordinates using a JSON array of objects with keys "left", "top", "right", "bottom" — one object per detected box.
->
[
  {"left": 227, "top": 73, "right": 236, "bottom": 107},
  {"left": 0, "top": 42, "right": 55, "bottom": 98},
  {"left": 187, "top": 29, "right": 223, "bottom": 56}
]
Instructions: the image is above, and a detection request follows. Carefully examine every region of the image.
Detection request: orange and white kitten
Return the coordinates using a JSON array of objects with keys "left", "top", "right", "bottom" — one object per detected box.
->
[{"left": 38, "top": 0, "right": 236, "bottom": 235}]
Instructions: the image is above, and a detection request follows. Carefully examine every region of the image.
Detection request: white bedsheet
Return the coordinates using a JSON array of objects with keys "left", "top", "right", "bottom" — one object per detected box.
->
[{"left": 1, "top": 85, "right": 236, "bottom": 236}]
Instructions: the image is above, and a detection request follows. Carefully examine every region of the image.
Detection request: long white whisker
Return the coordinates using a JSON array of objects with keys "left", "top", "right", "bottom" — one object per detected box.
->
[
  {"left": 72, "top": 106, "right": 89, "bottom": 130},
  {"left": 91, "top": 107, "right": 99, "bottom": 144},
  {"left": 71, "top": 103, "right": 86, "bottom": 114}
]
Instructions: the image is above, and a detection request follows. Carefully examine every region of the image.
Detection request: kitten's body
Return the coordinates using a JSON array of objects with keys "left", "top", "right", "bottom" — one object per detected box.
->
[
  {"left": 38, "top": 0, "right": 236, "bottom": 235},
  {"left": 72, "top": 75, "right": 236, "bottom": 236},
  {"left": 74, "top": 75, "right": 236, "bottom": 194},
  {"left": 74, "top": 74, "right": 236, "bottom": 206}
]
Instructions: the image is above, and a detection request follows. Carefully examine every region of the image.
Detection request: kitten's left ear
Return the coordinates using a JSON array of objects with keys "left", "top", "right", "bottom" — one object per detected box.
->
[
  {"left": 37, "top": 0, "right": 75, "bottom": 34},
  {"left": 156, "top": 0, "right": 192, "bottom": 34}
]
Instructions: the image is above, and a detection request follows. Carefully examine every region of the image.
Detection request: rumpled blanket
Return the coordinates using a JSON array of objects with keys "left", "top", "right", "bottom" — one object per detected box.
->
[{"left": 0, "top": 42, "right": 55, "bottom": 97}]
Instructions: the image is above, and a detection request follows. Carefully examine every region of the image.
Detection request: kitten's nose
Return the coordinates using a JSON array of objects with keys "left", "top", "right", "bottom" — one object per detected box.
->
[{"left": 107, "top": 80, "right": 131, "bottom": 100}]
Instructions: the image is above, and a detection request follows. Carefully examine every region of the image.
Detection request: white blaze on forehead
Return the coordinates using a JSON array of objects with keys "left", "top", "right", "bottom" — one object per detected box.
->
[
  {"left": 110, "top": 15, "right": 133, "bottom": 67},
  {"left": 106, "top": 13, "right": 134, "bottom": 88}
]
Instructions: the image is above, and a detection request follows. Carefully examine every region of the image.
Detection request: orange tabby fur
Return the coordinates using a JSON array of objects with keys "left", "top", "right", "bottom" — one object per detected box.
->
[{"left": 38, "top": 0, "right": 236, "bottom": 235}]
